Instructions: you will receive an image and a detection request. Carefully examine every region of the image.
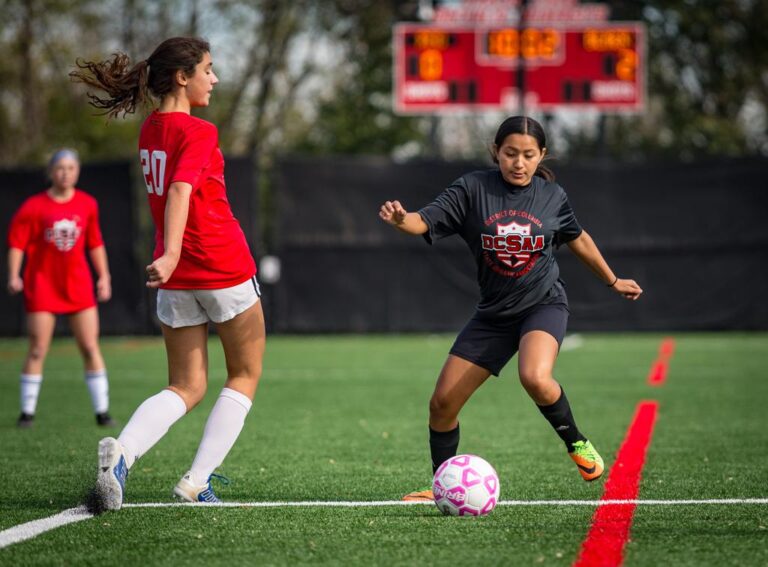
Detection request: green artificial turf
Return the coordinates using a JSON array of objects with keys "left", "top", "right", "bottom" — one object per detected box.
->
[{"left": 0, "top": 333, "right": 766, "bottom": 565}]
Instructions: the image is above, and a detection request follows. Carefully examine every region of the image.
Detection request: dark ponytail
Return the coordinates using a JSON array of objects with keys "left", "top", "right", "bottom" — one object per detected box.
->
[
  {"left": 70, "top": 55, "right": 150, "bottom": 118},
  {"left": 71, "top": 37, "right": 210, "bottom": 119},
  {"left": 492, "top": 115, "right": 555, "bottom": 182}
]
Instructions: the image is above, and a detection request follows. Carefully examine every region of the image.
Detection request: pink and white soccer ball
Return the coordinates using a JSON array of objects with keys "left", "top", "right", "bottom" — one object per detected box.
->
[{"left": 432, "top": 454, "right": 500, "bottom": 517}]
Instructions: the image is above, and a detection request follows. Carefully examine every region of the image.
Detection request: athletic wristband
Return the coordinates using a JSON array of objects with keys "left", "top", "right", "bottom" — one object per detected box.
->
[{"left": 607, "top": 276, "right": 618, "bottom": 287}]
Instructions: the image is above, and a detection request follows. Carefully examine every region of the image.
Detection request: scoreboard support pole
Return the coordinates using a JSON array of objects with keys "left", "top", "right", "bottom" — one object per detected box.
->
[{"left": 517, "top": 0, "right": 529, "bottom": 116}]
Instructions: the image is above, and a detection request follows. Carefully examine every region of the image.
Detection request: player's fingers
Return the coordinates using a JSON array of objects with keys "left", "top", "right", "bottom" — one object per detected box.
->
[{"left": 146, "top": 273, "right": 165, "bottom": 287}]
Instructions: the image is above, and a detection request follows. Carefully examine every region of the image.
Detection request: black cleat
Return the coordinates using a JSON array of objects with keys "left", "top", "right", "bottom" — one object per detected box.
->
[
  {"left": 96, "top": 412, "right": 117, "bottom": 427},
  {"left": 17, "top": 413, "right": 35, "bottom": 428}
]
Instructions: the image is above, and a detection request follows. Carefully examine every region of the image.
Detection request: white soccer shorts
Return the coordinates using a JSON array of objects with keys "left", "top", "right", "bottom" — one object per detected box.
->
[{"left": 156, "top": 276, "right": 261, "bottom": 328}]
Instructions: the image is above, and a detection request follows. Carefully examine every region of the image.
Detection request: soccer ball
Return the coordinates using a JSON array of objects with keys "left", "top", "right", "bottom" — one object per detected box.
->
[{"left": 432, "top": 454, "right": 500, "bottom": 516}]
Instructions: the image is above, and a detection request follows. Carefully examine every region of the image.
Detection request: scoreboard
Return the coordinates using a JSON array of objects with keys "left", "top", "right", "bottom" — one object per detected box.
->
[{"left": 393, "top": 22, "right": 646, "bottom": 114}]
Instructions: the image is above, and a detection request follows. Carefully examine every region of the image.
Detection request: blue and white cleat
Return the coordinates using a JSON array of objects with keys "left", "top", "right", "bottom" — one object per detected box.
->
[
  {"left": 95, "top": 437, "right": 128, "bottom": 511},
  {"left": 173, "top": 471, "right": 229, "bottom": 503}
]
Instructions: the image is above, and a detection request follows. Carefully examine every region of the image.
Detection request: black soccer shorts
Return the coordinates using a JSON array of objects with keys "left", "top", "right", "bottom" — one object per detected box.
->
[{"left": 449, "top": 303, "right": 569, "bottom": 376}]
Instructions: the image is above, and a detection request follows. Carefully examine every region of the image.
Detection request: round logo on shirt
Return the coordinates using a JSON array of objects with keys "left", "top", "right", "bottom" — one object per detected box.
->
[{"left": 45, "top": 217, "right": 82, "bottom": 252}]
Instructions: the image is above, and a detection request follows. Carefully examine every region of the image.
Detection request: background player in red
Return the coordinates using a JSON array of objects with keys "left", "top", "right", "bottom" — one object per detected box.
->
[
  {"left": 72, "top": 37, "right": 265, "bottom": 511},
  {"left": 379, "top": 116, "right": 643, "bottom": 500},
  {"left": 6, "top": 148, "right": 115, "bottom": 428}
]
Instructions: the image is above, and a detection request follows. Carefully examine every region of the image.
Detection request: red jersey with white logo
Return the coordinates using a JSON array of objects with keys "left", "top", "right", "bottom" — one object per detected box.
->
[
  {"left": 7, "top": 190, "right": 103, "bottom": 313},
  {"left": 138, "top": 111, "right": 256, "bottom": 289}
]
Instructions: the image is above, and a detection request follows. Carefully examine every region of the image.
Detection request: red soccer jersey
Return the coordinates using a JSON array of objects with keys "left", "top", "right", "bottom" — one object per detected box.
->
[
  {"left": 7, "top": 190, "right": 103, "bottom": 313},
  {"left": 138, "top": 111, "right": 256, "bottom": 289}
]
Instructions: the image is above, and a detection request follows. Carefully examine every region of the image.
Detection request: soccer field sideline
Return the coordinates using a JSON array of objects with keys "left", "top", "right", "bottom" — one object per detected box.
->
[{"left": 2, "top": 498, "right": 767, "bottom": 551}]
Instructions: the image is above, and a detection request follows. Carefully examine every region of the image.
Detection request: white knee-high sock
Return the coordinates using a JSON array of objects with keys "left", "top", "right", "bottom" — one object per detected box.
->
[
  {"left": 118, "top": 389, "right": 187, "bottom": 469},
  {"left": 85, "top": 369, "right": 109, "bottom": 414},
  {"left": 20, "top": 374, "right": 43, "bottom": 415},
  {"left": 189, "top": 388, "right": 252, "bottom": 485}
]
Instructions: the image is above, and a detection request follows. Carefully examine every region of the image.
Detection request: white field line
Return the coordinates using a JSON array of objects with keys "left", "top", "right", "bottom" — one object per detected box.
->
[
  {"left": 124, "top": 498, "right": 768, "bottom": 508},
  {"left": 561, "top": 333, "right": 584, "bottom": 351},
  {"left": 2, "top": 498, "right": 766, "bottom": 550},
  {"left": 0, "top": 506, "right": 92, "bottom": 549}
]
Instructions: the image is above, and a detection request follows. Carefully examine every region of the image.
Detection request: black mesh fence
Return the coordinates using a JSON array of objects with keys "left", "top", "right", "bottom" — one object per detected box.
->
[
  {"left": 2, "top": 155, "right": 765, "bottom": 335},
  {"left": 270, "top": 156, "right": 768, "bottom": 332}
]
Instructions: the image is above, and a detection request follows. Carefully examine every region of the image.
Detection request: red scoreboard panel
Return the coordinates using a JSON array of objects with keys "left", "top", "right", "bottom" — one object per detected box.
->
[{"left": 393, "top": 22, "right": 646, "bottom": 114}]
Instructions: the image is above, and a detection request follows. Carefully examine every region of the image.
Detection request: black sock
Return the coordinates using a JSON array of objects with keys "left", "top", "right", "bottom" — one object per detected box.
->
[
  {"left": 429, "top": 424, "right": 460, "bottom": 474},
  {"left": 537, "top": 387, "right": 586, "bottom": 450}
]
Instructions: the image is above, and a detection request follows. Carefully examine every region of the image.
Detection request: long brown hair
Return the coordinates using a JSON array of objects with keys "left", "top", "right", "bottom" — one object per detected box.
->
[
  {"left": 70, "top": 37, "right": 210, "bottom": 119},
  {"left": 491, "top": 116, "right": 555, "bottom": 182}
]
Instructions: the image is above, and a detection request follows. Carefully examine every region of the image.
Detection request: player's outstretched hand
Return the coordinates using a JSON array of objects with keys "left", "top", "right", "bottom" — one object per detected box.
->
[
  {"left": 379, "top": 200, "right": 408, "bottom": 226},
  {"left": 146, "top": 254, "right": 178, "bottom": 288},
  {"left": 7, "top": 276, "right": 23, "bottom": 295},
  {"left": 612, "top": 278, "right": 643, "bottom": 300}
]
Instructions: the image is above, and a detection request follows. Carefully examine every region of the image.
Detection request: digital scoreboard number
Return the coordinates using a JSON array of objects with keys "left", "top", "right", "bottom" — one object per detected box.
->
[{"left": 393, "top": 23, "right": 645, "bottom": 113}]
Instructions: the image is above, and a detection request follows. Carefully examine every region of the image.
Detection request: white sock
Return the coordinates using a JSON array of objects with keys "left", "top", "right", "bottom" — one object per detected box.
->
[
  {"left": 189, "top": 388, "right": 252, "bottom": 485},
  {"left": 20, "top": 374, "right": 43, "bottom": 415},
  {"left": 85, "top": 369, "right": 109, "bottom": 414},
  {"left": 118, "top": 389, "right": 187, "bottom": 469}
]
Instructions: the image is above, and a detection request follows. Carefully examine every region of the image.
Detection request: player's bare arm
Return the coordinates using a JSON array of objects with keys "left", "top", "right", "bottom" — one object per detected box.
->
[
  {"left": 379, "top": 200, "right": 429, "bottom": 235},
  {"left": 89, "top": 245, "right": 112, "bottom": 302},
  {"left": 7, "top": 247, "right": 24, "bottom": 294},
  {"left": 566, "top": 230, "right": 643, "bottom": 300},
  {"left": 146, "top": 181, "right": 193, "bottom": 288}
]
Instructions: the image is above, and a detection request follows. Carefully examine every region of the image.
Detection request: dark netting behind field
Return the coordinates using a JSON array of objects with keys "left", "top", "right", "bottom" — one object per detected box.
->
[
  {"left": 1, "top": 155, "right": 765, "bottom": 334},
  {"left": 270, "top": 156, "right": 768, "bottom": 332}
]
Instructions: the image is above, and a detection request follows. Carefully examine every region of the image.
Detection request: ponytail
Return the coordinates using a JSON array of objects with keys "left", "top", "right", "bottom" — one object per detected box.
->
[
  {"left": 71, "top": 54, "right": 150, "bottom": 118},
  {"left": 534, "top": 163, "right": 555, "bottom": 182}
]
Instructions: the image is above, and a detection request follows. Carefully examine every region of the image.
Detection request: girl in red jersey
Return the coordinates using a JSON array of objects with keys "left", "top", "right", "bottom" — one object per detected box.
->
[
  {"left": 72, "top": 38, "right": 264, "bottom": 511},
  {"left": 7, "top": 149, "right": 115, "bottom": 429}
]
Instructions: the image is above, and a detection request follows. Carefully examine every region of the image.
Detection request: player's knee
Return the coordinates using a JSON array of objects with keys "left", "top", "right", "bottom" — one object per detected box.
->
[
  {"left": 518, "top": 365, "right": 552, "bottom": 393},
  {"left": 429, "top": 393, "right": 457, "bottom": 420},
  {"left": 77, "top": 342, "right": 101, "bottom": 364},
  {"left": 27, "top": 344, "right": 48, "bottom": 362}
]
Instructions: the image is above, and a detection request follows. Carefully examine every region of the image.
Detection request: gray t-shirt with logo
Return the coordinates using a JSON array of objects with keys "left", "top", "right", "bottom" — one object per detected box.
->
[{"left": 418, "top": 169, "right": 582, "bottom": 319}]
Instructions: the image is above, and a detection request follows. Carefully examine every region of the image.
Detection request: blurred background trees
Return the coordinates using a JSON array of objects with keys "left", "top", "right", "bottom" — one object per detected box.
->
[{"left": 0, "top": 0, "right": 765, "bottom": 168}]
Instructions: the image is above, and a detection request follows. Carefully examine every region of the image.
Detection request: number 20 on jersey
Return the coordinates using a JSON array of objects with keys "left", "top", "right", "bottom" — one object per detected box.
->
[{"left": 140, "top": 149, "right": 167, "bottom": 196}]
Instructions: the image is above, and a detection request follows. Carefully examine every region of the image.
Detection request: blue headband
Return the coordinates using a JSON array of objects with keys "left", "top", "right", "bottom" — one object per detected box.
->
[{"left": 48, "top": 149, "right": 79, "bottom": 169}]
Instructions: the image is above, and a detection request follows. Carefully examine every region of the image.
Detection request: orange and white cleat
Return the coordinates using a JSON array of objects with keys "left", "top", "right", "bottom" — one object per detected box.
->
[
  {"left": 402, "top": 487, "right": 434, "bottom": 501},
  {"left": 570, "top": 440, "right": 605, "bottom": 482}
]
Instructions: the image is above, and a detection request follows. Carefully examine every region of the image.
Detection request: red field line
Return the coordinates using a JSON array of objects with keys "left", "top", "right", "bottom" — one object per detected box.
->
[
  {"left": 573, "top": 401, "right": 660, "bottom": 567},
  {"left": 647, "top": 337, "right": 675, "bottom": 386},
  {"left": 647, "top": 361, "right": 667, "bottom": 386}
]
